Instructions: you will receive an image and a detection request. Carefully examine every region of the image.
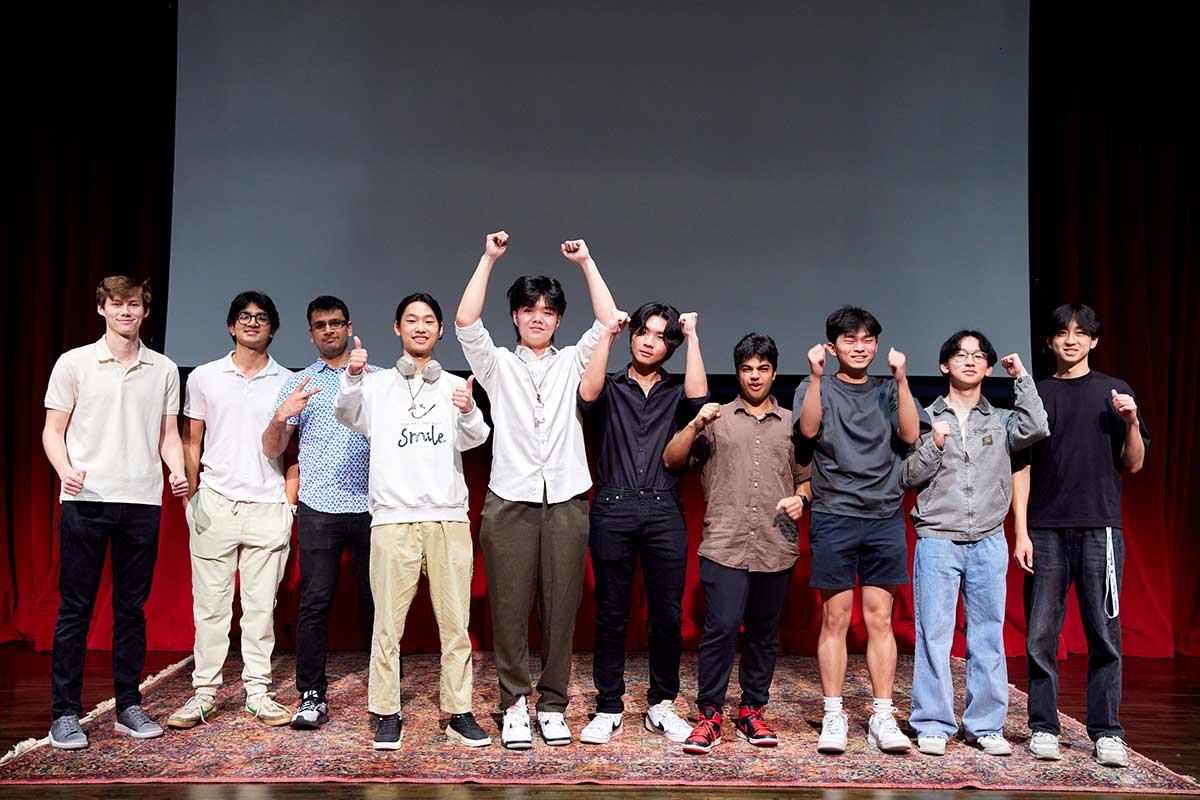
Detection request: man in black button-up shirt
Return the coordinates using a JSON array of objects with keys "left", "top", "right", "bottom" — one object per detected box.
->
[{"left": 576, "top": 303, "right": 709, "bottom": 745}]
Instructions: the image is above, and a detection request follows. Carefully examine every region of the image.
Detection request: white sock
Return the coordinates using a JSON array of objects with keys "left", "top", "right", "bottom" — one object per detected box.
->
[
  {"left": 823, "top": 696, "right": 843, "bottom": 714},
  {"left": 873, "top": 698, "right": 895, "bottom": 716}
]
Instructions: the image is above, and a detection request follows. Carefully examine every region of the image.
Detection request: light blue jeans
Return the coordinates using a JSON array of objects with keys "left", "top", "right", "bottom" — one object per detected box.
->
[{"left": 909, "top": 530, "right": 1009, "bottom": 740}]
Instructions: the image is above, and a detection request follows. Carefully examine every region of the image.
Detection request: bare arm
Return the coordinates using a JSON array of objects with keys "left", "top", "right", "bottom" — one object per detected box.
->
[
  {"left": 579, "top": 311, "right": 629, "bottom": 402},
  {"left": 456, "top": 231, "right": 508, "bottom": 328},
  {"left": 160, "top": 415, "right": 188, "bottom": 498},
  {"left": 42, "top": 409, "right": 85, "bottom": 495},
  {"left": 283, "top": 437, "right": 300, "bottom": 505},
  {"left": 561, "top": 239, "right": 616, "bottom": 323},
  {"left": 182, "top": 417, "right": 205, "bottom": 499},
  {"left": 1012, "top": 464, "right": 1034, "bottom": 573},
  {"left": 663, "top": 402, "right": 721, "bottom": 470},
  {"left": 797, "top": 345, "right": 826, "bottom": 439},
  {"left": 679, "top": 313, "right": 708, "bottom": 399},
  {"left": 1112, "top": 389, "right": 1146, "bottom": 473},
  {"left": 889, "top": 348, "right": 920, "bottom": 445}
]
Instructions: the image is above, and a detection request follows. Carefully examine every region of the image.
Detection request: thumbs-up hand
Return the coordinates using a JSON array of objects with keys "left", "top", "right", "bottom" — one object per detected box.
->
[
  {"left": 888, "top": 347, "right": 907, "bottom": 381},
  {"left": 348, "top": 337, "right": 368, "bottom": 376},
  {"left": 1111, "top": 388, "right": 1138, "bottom": 424},
  {"left": 453, "top": 375, "right": 476, "bottom": 414}
]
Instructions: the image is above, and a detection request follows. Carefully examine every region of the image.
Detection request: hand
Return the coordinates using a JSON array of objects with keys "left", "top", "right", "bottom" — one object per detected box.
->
[
  {"left": 452, "top": 375, "right": 476, "bottom": 414},
  {"left": 931, "top": 420, "right": 952, "bottom": 450},
  {"left": 888, "top": 347, "right": 907, "bottom": 381},
  {"left": 59, "top": 468, "right": 86, "bottom": 496},
  {"left": 274, "top": 376, "right": 322, "bottom": 422},
  {"left": 168, "top": 472, "right": 189, "bottom": 498},
  {"left": 348, "top": 337, "right": 368, "bottom": 376},
  {"left": 560, "top": 239, "right": 591, "bottom": 265},
  {"left": 1111, "top": 388, "right": 1138, "bottom": 424},
  {"left": 1014, "top": 535, "right": 1034, "bottom": 574},
  {"left": 485, "top": 230, "right": 509, "bottom": 259},
  {"left": 807, "top": 343, "right": 826, "bottom": 377},
  {"left": 776, "top": 495, "right": 807, "bottom": 522},
  {"left": 604, "top": 309, "right": 630, "bottom": 336},
  {"left": 679, "top": 312, "right": 699, "bottom": 338},
  {"left": 999, "top": 353, "right": 1027, "bottom": 378},
  {"left": 691, "top": 402, "right": 721, "bottom": 431}
]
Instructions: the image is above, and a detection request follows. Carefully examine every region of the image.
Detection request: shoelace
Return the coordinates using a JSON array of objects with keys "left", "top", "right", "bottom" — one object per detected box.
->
[
  {"left": 250, "top": 692, "right": 289, "bottom": 718},
  {"left": 123, "top": 705, "right": 153, "bottom": 728},
  {"left": 741, "top": 708, "right": 772, "bottom": 736},
  {"left": 823, "top": 713, "right": 848, "bottom": 734},
  {"left": 297, "top": 694, "right": 322, "bottom": 714},
  {"left": 875, "top": 714, "right": 903, "bottom": 738},
  {"left": 654, "top": 704, "right": 688, "bottom": 729},
  {"left": 691, "top": 717, "right": 720, "bottom": 742},
  {"left": 377, "top": 715, "right": 402, "bottom": 738},
  {"left": 505, "top": 706, "right": 530, "bottom": 729},
  {"left": 181, "top": 696, "right": 213, "bottom": 724},
  {"left": 59, "top": 715, "right": 84, "bottom": 736}
]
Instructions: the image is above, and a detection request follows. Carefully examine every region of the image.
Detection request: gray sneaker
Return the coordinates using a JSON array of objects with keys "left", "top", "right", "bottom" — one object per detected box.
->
[
  {"left": 1029, "top": 731, "right": 1062, "bottom": 760},
  {"left": 49, "top": 715, "right": 88, "bottom": 750},
  {"left": 114, "top": 705, "right": 164, "bottom": 739},
  {"left": 1094, "top": 736, "right": 1130, "bottom": 768}
]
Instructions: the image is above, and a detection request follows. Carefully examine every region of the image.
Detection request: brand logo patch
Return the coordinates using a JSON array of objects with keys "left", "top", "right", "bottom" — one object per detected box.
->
[{"left": 981, "top": 434, "right": 994, "bottom": 446}]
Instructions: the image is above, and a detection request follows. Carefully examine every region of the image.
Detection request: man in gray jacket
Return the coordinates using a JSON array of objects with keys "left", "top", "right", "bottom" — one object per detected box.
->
[{"left": 900, "top": 330, "right": 1048, "bottom": 757}]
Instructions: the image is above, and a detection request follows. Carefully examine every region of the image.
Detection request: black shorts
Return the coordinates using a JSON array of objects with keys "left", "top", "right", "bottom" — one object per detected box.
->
[{"left": 808, "top": 509, "right": 910, "bottom": 590}]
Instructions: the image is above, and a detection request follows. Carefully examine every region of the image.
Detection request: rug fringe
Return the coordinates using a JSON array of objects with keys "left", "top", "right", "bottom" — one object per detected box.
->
[{"left": 0, "top": 654, "right": 194, "bottom": 768}]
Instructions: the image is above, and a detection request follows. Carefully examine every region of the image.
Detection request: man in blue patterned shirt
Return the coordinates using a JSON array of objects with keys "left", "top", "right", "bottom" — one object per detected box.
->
[{"left": 262, "top": 295, "right": 395, "bottom": 729}]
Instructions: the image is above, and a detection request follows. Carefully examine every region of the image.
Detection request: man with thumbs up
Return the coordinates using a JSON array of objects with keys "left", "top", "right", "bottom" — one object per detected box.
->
[
  {"left": 335, "top": 293, "right": 490, "bottom": 750},
  {"left": 1013, "top": 304, "right": 1149, "bottom": 768}
]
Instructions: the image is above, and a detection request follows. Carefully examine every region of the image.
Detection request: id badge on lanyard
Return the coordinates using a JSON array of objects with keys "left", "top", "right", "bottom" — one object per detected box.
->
[{"left": 534, "top": 394, "right": 547, "bottom": 428}]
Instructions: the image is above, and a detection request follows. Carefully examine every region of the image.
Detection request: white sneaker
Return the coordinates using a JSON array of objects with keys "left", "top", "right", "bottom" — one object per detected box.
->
[
  {"left": 817, "top": 711, "right": 849, "bottom": 754},
  {"left": 973, "top": 733, "right": 1013, "bottom": 756},
  {"left": 917, "top": 734, "right": 947, "bottom": 755},
  {"left": 1094, "top": 736, "right": 1130, "bottom": 768},
  {"left": 501, "top": 697, "right": 532, "bottom": 750},
  {"left": 868, "top": 712, "right": 912, "bottom": 753},
  {"left": 1029, "top": 731, "right": 1062, "bottom": 760},
  {"left": 537, "top": 710, "right": 572, "bottom": 746},
  {"left": 644, "top": 700, "right": 692, "bottom": 743},
  {"left": 580, "top": 712, "right": 623, "bottom": 744}
]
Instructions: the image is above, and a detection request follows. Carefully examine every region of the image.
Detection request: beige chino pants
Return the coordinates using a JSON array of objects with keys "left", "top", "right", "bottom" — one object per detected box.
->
[
  {"left": 185, "top": 486, "right": 292, "bottom": 696},
  {"left": 368, "top": 521, "right": 475, "bottom": 715}
]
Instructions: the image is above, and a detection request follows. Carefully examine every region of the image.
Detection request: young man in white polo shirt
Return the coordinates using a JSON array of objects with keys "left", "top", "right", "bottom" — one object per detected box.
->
[
  {"left": 455, "top": 231, "right": 617, "bottom": 749},
  {"left": 42, "top": 276, "right": 188, "bottom": 750},
  {"left": 167, "top": 291, "right": 296, "bottom": 729},
  {"left": 335, "top": 292, "right": 491, "bottom": 750}
]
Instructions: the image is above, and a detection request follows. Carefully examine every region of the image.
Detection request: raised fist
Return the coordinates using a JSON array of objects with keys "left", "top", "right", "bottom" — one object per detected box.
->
[
  {"left": 452, "top": 376, "right": 476, "bottom": 414},
  {"left": 605, "top": 309, "right": 630, "bottom": 336},
  {"left": 1000, "top": 353, "right": 1026, "bottom": 378},
  {"left": 560, "top": 239, "right": 590, "bottom": 264},
  {"left": 485, "top": 231, "right": 509, "bottom": 259},
  {"left": 60, "top": 468, "right": 86, "bottom": 496},
  {"left": 807, "top": 343, "right": 826, "bottom": 377},
  {"left": 691, "top": 402, "right": 721, "bottom": 431},
  {"left": 1111, "top": 388, "right": 1138, "bottom": 424},
  {"left": 931, "top": 420, "right": 952, "bottom": 450},
  {"left": 888, "top": 347, "right": 907, "bottom": 381},
  {"left": 679, "top": 312, "right": 698, "bottom": 337},
  {"left": 348, "top": 337, "right": 369, "bottom": 376}
]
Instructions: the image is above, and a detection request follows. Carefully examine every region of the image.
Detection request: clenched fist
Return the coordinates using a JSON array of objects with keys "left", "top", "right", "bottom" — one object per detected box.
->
[
  {"left": 888, "top": 347, "right": 907, "bottom": 381},
  {"left": 453, "top": 376, "right": 476, "bottom": 414},
  {"left": 776, "top": 495, "right": 807, "bottom": 522},
  {"left": 485, "top": 231, "right": 509, "bottom": 259},
  {"left": 931, "top": 420, "right": 952, "bottom": 450},
  {"left": 168, "top": 472, "right": 189, "bottom": 498},
  {"left": 60, "top": 468, "right": 86, "bottom": 496},
  {"left": 560, "top": 239, "right": 591, "bottom": 264},
  {"left": 1111, "top": 388, "right": 1138, "bottom": 424},
  {"left": 605, "top": 309, "right": 630, "bottom": 336},
  {"left": 1000, "top": 353, "right": 1027, "bottom": 378},
  {"left": 807, "top": 343, "right": 827, "bottom": 377},
  {"left": 679, "top": 312, "right": 699, "bottom": 338},
  {"left": 690, "top": 402, "right": 721, "bottom": 431}
]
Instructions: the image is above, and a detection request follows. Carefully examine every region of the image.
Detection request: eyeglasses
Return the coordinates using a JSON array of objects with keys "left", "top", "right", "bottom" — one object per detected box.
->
[
  {"left": 950, "top": 351, "right": 989, "bottom": 364},
  {"left": 309, "top": 319, "right": 348, "bottom": 331},
  {"left": 237, "top": 311, "right": 271, "bottom": 325}
]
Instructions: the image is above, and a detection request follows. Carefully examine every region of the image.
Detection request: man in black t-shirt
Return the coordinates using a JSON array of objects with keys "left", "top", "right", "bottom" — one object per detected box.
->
[{"left": 1013, "top": 304, "right": 1149, "bottom": 769}]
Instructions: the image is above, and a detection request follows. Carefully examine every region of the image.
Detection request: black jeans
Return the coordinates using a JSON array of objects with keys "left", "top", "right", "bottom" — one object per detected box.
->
[
  {"left": 1024, "top": 526, "right": 1125, "bottom": 741},
  {"left": 589, "top": 487, "right": 688, "bottom": 714},
  {"left": 51, "top": 501, "right": 161, "bottom": 720},
  {"left": 696, "top": 556, "right": 793, "bottom": 713},
  {"left": 294, "top": 504, "right": 392, "bottom": 697}
]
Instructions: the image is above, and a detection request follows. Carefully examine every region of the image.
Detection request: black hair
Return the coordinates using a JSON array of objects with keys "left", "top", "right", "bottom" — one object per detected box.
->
[
  {"left": 227, "top": 290, "right": 280, "bottom": 343},
  {"left": 628, "top": 302, "right": 685, "bottom": 361},
  {"left": 733, "top": 332, "right": 779, "bottom": 370},
  {"left": 825, "top": 305, "right": 883, "bottom": 343},
  {"left": 395, "top": 292, "right": 443, "bottom": 326},
  {"left": 938, "top": 329, "right": 998, "bottom": 367},
  {"left": 1045, "top": 303, "right": 1101, "bottom": 339},
  {"left": 506, "top": 275, "right": 567, "bottom": 339},
  {"left": 306, "top": 295, "right": 350, "bottom": 326}
]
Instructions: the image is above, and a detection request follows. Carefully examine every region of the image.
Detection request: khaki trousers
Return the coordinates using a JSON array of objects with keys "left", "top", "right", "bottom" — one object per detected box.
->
[
  {"left": 185, "top": 486, "right": 292, "bottom": 695},
  {"left": 368, "top": 521, "right": 475, "bottom": 715}
]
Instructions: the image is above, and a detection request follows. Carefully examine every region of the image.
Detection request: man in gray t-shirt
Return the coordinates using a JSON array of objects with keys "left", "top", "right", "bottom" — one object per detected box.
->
[{"left": 793, "top": 306, "right": 925, "bottom": 756}]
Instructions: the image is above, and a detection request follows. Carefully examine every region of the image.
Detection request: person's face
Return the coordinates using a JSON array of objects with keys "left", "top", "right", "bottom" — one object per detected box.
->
[
  {"left": 737, "top": 355, "right": 775, "bottom": 404},
  {"left": 395, "top": 301, "right": 441, "bottom": 358},
  {"left": 512, "top": 296, "right": 561, "bottom": 351},
  {"left": 940, "top": 335, "right": 992, "bottom": 388},
  {"left": 630, "top": 314, "right": 671, "bottom": 368},
  {"left": 830, "top": 326, "right": 878, "bottom": 373},
  {"left": 228, "top": 302, "right": 273, "bottom": 349},
  {"left": 309, "top": 308, "right": 352, "bottom": 359},
  {"left": 1047, "top": 320, "right": 1097, "bottom": 369},
  {"left": 97, "top": 293, "right": 148, "bottom": 337}
]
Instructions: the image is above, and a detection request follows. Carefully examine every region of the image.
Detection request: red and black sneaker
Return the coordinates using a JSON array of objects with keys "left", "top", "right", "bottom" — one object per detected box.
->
[
  {"left": 682, "top": 707, "right": 722, "bottom": 754},
  {"left": 735, "top": 705, "right": 779, "bottom": 747}
]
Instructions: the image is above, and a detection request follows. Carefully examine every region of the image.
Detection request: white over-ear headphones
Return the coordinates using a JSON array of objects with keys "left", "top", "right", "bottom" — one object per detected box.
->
[{"left": 396, "top": 355, "right": 442, "bottom": 383}]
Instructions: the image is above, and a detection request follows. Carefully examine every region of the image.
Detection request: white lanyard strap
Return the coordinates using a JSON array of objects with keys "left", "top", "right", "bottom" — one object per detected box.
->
[{"left": 1104, "top": 526, "right": 1120, "bottom": 619}]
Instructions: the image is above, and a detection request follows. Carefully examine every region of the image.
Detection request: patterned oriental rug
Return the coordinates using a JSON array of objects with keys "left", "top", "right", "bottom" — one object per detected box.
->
[{"left": 1, "top": 652, "right": 1196, "bottom": 793}]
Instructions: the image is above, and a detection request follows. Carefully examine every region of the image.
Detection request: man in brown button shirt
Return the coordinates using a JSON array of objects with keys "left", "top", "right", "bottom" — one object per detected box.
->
[{"left": 663, "top": 333, "right": 811, "bottom": 754}]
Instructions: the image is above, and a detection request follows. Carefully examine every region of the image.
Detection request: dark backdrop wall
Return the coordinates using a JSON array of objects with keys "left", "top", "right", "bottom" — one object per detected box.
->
[{"left": 2, "top": 2, "right": 1197, "bottom": 661}]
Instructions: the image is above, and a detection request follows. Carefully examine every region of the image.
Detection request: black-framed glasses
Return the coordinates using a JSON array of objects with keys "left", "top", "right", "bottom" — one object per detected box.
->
[
  {"left": 310, "top": 319, "right": 349, "bottom": 331},
  {"left": 237, "top": 311, "right": 271, "bottom": 325}
]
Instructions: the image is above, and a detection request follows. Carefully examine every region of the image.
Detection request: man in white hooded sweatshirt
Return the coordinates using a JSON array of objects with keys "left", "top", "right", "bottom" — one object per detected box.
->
[{"left": 335, "top": 292, "right": 491, "bottom": 750}]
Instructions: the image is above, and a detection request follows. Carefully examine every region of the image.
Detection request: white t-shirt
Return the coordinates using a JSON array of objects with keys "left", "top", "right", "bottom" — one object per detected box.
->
[
  {"left": 184, "top": 353, "right": 293, "bottom": 503},
  {"left": 44, "top": 337, "right": 180, "bottom": 505}
]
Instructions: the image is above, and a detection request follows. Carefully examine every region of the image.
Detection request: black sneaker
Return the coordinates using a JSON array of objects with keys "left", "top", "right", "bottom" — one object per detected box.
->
[
  {"left": 446, "top": 712, "right": 493, "bottom": 747},
  {"left": 290, "top": 690, "right": 329, "bottom": 730},
  {"left": 373, "top": 713, "right": 403, "bottom": 750}
]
